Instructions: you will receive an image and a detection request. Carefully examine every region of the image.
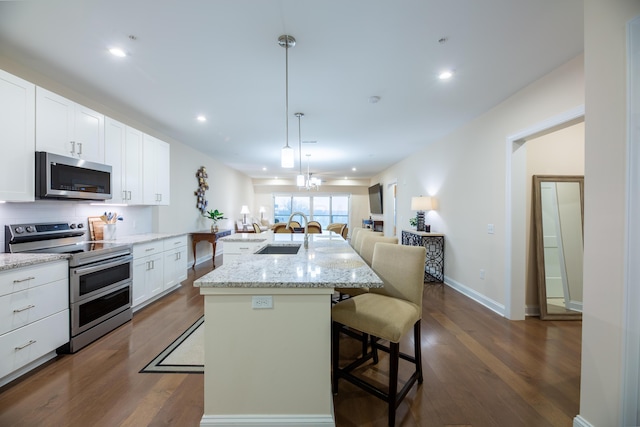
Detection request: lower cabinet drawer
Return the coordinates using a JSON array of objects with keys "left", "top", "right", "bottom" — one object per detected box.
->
[
  {"left": 0, "top": 310, "right": 69, "bottom": 380},
  {"left": 0, "top": 279, "right": 69, "bottom": 335}
]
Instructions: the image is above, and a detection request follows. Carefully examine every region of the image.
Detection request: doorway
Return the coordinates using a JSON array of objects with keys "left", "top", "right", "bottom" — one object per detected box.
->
[{"left": 505, "top": 106, "right": 585, "bottom": 320}]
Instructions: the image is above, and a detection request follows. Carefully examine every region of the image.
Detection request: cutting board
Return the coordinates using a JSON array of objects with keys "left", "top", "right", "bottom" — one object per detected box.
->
[{"left": 88, "top": 216, "right": 106, "bottom": 241}]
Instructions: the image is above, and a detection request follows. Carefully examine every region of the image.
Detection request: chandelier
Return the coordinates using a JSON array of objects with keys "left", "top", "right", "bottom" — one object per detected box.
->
[
  {"left": 294, "top": 112, "right": 321, "bottom": 191},
  {"left": 299, "top": 154, "right": 321, "bottom": 191},
  {"left": 279, "top": 34, "right": 295, "bottom": 168}
]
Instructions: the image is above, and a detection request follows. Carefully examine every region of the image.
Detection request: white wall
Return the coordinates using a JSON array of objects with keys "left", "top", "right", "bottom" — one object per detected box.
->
[
  {"left": 372, "top": 55, "right": 584, "bottom": 315},
  {"left": 578, "top": 1, "right": 640, "bottom": 426}
]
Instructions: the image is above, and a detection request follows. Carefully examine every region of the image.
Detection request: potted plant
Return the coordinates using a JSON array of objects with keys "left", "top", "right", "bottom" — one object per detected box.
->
[
  {"left": 409, "top": 216, "right": 417, "bottom": 229},
  {"left": 204, "top": 209, "right": 226, "bottom": 232}
]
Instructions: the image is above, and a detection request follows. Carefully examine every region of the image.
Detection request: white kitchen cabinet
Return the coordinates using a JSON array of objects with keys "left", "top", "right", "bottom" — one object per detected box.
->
[
  {"left": 0, "top": 69, "right": 35, "bottom": 202},
  {"left": 132, "top": 241, "right": 164, "bottom": 308},
  {"left": 222, "top": 240, "right": 266, "bottom": 264},
  {"left": 0, "top": 261, "right": 69, "bottom": 385},
  {"left": 35, "top": 87, "right": 105, "bottom": 163},
  {"left": 163, "top": 236, "right": 188, "bottom": 289},
  {"left": 105, "top": 118, "right": 143, "bottom": 204},
  {"left": 142, "top": 134, "right": 170, "bottom": 205}
]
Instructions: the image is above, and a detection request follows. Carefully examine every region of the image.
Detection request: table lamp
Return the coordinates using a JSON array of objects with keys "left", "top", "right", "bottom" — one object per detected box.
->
[
  {"left": 411, "top": 196, "right": 433, "bottom": 232},
  {"left": 240, "top": 205, "right": 250, "bottom": 225},
  {"left": 259, "top": 206, "right": 266, "bottom": 220}
]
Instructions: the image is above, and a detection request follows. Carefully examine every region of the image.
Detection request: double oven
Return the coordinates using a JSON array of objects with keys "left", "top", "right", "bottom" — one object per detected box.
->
[{"left": 5, "top": 222, "right": 133, "bottom": 353}]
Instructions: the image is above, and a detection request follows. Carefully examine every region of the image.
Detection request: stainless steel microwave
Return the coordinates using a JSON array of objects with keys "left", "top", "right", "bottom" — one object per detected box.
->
[{"left": 35, "top": 152, "right": 112, "bottom": 201}]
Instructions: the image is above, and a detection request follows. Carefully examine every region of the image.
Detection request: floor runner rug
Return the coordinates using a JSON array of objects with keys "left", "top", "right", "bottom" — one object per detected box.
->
[{"left": 140, "top": 316, "right": 204, "bottom": 374}]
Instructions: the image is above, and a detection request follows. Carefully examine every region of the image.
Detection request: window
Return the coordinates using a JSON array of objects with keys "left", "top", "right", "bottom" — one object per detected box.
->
[{"left": 273, "top": 194, "right": 350, "bottom": 229}]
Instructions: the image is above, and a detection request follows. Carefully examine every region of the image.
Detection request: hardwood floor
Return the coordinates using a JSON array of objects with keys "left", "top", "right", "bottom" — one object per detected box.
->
[{"left": 0, "top": 260, "right": 581, "bottom": 427}]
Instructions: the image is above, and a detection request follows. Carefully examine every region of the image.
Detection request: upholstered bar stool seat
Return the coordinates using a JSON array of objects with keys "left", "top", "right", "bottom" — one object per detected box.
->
[{"left": 332, "top": 242, "right": 427, "bottom": 427}]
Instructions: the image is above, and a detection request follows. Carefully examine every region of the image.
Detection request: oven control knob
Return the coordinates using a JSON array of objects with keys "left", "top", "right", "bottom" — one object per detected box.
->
[
  {"left": 70, "top": 223, "right": 76, "bottom": 229},
  {"left": 14, "top": 226, "right": 25, "bottom": 234},
  {"left": 25, "top": 226, "right": 36, "bottom": 233},
  {"left": 77, "top": 223, "right": 84, "bottom": 229}
]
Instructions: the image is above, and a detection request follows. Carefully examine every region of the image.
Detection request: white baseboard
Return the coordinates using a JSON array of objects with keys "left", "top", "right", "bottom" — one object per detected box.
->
[
  {"left": 444, "top": 276, "right": 506, "bottom": 317},
  {"left": 573, "top": 415, "right": 594, "bottom": 427},
  {"left": 200, "top": 414, "right": 335, "bottom": 427}
]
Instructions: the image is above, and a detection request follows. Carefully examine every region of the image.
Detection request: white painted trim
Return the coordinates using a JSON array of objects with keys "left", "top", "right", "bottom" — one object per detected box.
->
[
  {"left": 573, "top": 415, "right": 595, "bottom": 427},
  {"left": 200, "top": 414, "right": 335, "bottom": 427},
  {"left": 622, "top": 14, "right": 640, "bottom": 427},
  {"left": 504, "top": 105, "right": 585, "bottom": 320},
  {"left": 444, "top": 278, "right": 506, "bottom": 317}
]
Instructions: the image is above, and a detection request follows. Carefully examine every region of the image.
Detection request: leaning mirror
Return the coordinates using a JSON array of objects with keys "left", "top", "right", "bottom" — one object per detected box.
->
[{"left": 533, "top": 175, "right": 584, "bottom": 320}]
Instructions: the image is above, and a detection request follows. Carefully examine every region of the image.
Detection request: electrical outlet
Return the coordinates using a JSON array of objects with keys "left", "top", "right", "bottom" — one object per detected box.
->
[
  {"left": 251, "top": 295, "right": 273, "bottom": 309},
  {"left": 487, "top": 224, "right": 494, "bottom": 234},
  {"left": 480, "top": 269, "right": 485, "bottom": 280}
]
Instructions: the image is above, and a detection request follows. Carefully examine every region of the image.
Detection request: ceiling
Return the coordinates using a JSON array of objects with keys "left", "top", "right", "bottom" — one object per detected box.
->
[{"left": 0, "top": 0, "right": 584, "bottom": 181}]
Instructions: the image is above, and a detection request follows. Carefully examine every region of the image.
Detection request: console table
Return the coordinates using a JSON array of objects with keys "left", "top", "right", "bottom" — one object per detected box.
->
[
  {"left": 191, "top": 229, "right": 231, "bottom": 269},
  {"left": 401, "top": 229, "right": 445, "bottom": 283}
]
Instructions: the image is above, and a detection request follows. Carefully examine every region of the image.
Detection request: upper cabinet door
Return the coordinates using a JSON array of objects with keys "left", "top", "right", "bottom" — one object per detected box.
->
[
  {"left": 104, "top": 117, "right": 126, "bottom": 204},
  {"left": 142, "top": 134, "right": 170, "bottom": 206},
  {"left": 35, "top": 87, "right": 104, "bottom": 163},
  {"left": 0, "top": 69, "right": 35, "bottom": 202}
]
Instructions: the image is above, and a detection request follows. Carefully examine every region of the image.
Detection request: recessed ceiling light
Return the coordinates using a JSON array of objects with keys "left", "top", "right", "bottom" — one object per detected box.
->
[
  {"left": 109, "top": 47, "right": 127, "bottom": 58},
  {"left": 352, "top": 167, "right": 357, "bottom": 171},
  {"left": 439, "top": 70, "right": 453, "bottom": 80},
  {"left": 196, "top": 115, "right": 207, "bottom": 122},
  {"left": 262, "top": 167, "right": 267, "bottom": 171}
]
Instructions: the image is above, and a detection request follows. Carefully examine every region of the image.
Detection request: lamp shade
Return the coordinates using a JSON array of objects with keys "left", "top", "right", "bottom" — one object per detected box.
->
[
  {"left": 240, "top": 205, "right": 250, "bottom": 215},
  {"left": 411, "top": 196, "right": 433, "bottom": 211},
  {"left": 281, "top": 145, "right": 294, "bottom": 168},
  {"left": 259, "top": 206, "right": 266, "bottom": 213}
]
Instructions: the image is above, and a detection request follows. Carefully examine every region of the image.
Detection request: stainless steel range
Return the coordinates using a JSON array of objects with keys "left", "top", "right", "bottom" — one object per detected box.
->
[{"left": 5, "top": 221, "right": 133, "bottom": 353}]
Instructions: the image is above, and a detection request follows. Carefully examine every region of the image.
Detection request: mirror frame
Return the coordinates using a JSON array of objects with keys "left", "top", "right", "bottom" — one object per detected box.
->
[{"left": 533, "top": 175, "right": 584, "bottom": 320}]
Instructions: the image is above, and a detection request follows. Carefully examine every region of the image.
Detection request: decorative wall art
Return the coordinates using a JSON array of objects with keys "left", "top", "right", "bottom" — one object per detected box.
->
[{"left": 195, "top": 166, "right": 209, "bottom": 214}]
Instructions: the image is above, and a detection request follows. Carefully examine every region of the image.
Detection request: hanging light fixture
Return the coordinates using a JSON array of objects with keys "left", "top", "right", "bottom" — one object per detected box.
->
[
  {"left": 301, "top": 154, "right": 321, "bottom": 191},
  {"left": 279, "top": 34, "right": 296, "bottom": 168},
  {"left": 295, "top": 112, "right": 306, "bottom": 186}
]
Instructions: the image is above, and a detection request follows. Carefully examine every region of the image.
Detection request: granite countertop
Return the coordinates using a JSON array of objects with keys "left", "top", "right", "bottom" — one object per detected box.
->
[
  {"left": 195, "top": 232, "right": 383, "bottom": 289},
  {"left": 0, "top": 253, "right": 70, "bottom": 271}
]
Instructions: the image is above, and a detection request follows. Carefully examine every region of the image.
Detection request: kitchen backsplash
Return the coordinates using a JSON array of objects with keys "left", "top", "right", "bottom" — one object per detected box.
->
[{"left": 0, "top": 201, "right": 153, "bottom": 251}]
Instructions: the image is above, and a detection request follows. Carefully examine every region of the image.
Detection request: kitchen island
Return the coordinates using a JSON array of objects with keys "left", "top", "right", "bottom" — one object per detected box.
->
[{"left": 194, "top": 231, "right": 382, "bottom": 427}]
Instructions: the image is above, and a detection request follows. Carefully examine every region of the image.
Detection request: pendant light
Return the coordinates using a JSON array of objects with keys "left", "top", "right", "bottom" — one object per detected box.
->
[
  {"left": 279, "top": 35, "right": 296, "bottom": 168},
  {"left": 295, "top": 112, "right": 305, "bottom": 186}
]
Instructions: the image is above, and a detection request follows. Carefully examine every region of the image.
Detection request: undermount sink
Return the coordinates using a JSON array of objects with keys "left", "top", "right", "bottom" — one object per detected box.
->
[{"left": 255, "top": 244, "right": 301, "bottom": 255}]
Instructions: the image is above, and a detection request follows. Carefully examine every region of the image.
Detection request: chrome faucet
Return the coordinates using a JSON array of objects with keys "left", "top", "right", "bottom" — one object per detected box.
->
[{"left": 287, "top": 211, "right": 309, "bottom": 249}]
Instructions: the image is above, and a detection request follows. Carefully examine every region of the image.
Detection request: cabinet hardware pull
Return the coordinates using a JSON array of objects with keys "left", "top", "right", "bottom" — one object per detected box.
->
[
  {"left": 15, "top": 340, "right": 36, "bottom": 350},
  {"left": 127, "top": 191, "right": 132, "bottom": 200},
  {"left": 13, "top": 304, "right": 35, "bottom": 313},
  {"left": 13, "top": 276, "right": 35, "bottom": 283},
  {"left": 174, "top": 241, "right": 180, "bottom": 245},
  {"left": 145, "top": 248, "right": 154, "bottom": 252},
  {"left": 77, "top": 142, "right": 83, "bottom": 155},
  {"left": 122, "top": 190, "right": 127, "bottom": 200},
  {"left": 70, "top": 141, "right": 76, "bottom": 155}
]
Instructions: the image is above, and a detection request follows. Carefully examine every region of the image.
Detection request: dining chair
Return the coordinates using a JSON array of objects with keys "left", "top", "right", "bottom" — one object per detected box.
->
[
  {"left": 252, "top": 222, "right": 262, "bottom": 233},
  {"left": 355, "top": 231, "right": 381, "bottom": 255},
  {"left": 273, "top": 223, "right": 291, "bottom": 233},
  {"left": 307, "top": 224, "right": 322, "bottom": 233},
  {"left": 340, "top": 224, "right": 348, "bottom": 240},
  {"left": 359, "top": 234, "right": 398, "bottom": 265},
  {"left": 332, "top": 242, "right": 427, "bottom": 427}
]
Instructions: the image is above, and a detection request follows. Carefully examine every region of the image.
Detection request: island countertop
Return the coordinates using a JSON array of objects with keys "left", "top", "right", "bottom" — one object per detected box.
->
[{"left": 194, "top": 232, "right": 383, "bottom": 289}]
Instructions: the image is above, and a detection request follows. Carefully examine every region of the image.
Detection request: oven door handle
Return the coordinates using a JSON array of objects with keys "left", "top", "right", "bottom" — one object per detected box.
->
[{"left": 71, "top": 254, "right": 133, "bottom": 276}]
